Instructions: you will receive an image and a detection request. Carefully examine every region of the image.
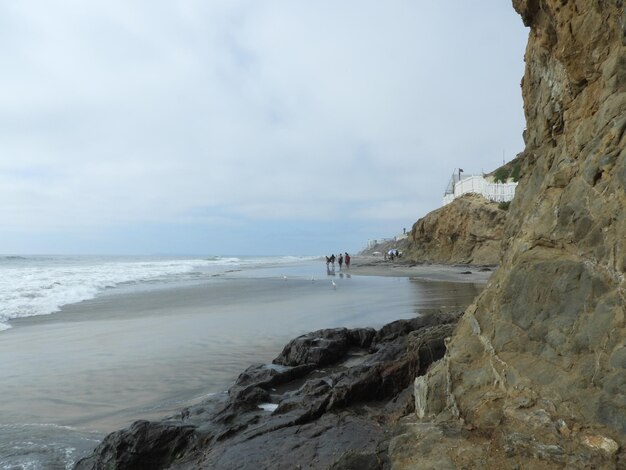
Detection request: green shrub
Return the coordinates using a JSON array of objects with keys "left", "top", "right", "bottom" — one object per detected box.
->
[
  {"left": 498, "top": 201, "right": 511, "bottom": 211},
  {"left": 493, "top": 167, "right": 510, "bottom": 183},
  {"left": 510, "top": 163, "right": 521, "bottom": 182}
]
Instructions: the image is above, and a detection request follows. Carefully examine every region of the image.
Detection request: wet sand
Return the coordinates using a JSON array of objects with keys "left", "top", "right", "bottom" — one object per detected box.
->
[{"left": 348, "top": 256, "right": 495, "bottom": 283}]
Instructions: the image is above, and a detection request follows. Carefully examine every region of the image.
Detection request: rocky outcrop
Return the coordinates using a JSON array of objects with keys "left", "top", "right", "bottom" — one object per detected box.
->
[
  {"left": 75, "top": 312, "right": 461, "bottom": 470},
  {"left": 404, "top": 193, "right": 507, "bottom": 265},
  {"left": 396, "top": 1, "right": 626, "bottom": 468}
]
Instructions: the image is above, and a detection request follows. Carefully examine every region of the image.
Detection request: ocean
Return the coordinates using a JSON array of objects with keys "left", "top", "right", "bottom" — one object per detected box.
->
[
  {"left": 0, "top": 255, "right": 483, "bottom": 469},
  {"left": 0, "top": 255, "right": 317, "bottom": 332}
]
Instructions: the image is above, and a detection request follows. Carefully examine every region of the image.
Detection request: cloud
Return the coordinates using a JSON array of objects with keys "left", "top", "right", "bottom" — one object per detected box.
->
[{"left": 0, "top": 0, "right": 528, "bottom": 253}]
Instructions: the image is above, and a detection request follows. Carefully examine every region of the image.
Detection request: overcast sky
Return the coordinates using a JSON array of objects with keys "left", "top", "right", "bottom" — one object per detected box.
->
[{"left": 0, "top": 1, "right": 528, "bottom": 256}]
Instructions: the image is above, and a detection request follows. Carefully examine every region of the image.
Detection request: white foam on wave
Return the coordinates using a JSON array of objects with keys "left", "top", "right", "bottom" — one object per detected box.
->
[
  {"left": 0, "top": 257, "right": 225, "bottom": 326},
  {"left": 0, "top": 422, "right": 94, "bottom": 432},
  {"left": 250, "top": 255, "right": 318, "bottom": 264},
  {"left": 0, "top": 255, "right": 317, "bottom": 327}
]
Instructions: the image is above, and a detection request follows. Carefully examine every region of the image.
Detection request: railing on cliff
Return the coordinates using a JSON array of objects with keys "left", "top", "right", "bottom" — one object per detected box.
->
[{"left": 443, "top": 172, "right": 517, "bottom": 206}]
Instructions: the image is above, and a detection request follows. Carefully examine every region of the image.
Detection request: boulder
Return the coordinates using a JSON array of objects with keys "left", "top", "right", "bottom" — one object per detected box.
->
[
  {"left": 74, "top": 421, "right": 195, "bottom": 470},
  {"left": 273, "top": 327, "right": 375, "bottom": 367}
]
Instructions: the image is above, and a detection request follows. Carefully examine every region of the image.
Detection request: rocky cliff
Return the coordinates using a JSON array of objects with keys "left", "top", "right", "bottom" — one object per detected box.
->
[
  {"left": 394, "top": 1, "right": 626, "bottom": 468},
  {"left": 405, "top": 193, "right": 506, "bottom": 266}
]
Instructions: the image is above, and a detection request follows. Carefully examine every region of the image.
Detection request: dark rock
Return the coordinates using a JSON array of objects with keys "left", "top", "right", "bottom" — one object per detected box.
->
[
  {"left": 228, "top": 362, "right": 314, "bottom": 410},
  {"left": 348, "top": 327, "right": 377, "bottom": 348},
  {"left": 188, "top": 413, "right": 389, "bottom": 470},
  {"left": 75, "top": 313, "right": 460, "bottom": 470},
  {"left": 330, "top": 450, "right": 387, "bottom": 469},
  {"left": 74, "top": 421, "right": 196, "bottom": 470},
  {"left": 273, "top": 327, "right": 375, "bottom": 367},
  {"left": 373, "top": 312, "right": 459, "bottom": 344},
  {"left": 230, "top": 385, "right": 270, "bottom": 409},
  {"left": 234, "top": 363, "right": 314, "bottom": 389}
]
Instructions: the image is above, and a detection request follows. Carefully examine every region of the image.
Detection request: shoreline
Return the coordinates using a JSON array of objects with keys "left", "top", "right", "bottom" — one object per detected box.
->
[{"left": 4, "top": 258, "right": 491, "bottom": 333}]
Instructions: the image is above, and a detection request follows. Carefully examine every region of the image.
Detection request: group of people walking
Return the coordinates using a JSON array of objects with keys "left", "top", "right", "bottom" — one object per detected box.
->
[{"left": 325, "top": 252, "right": 351, "bottom": 270}]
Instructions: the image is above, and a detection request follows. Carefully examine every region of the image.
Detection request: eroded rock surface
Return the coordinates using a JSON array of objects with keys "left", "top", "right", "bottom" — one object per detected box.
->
[
  {"left": 404, "top": 193, "right": 507, "bottom": 266},
  {"left": 400, "top": 1, "right": 626, "bottom": 468},
  {"left": 75, "top": 313, "right": 460, "bottom": 470}
]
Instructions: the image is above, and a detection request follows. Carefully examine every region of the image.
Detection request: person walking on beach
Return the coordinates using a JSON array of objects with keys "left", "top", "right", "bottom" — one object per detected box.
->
[
  {"left": 338, "top": 253, "right": 344, "bottom": 270},
  {"left": 330, "top": 254, "right": 336, "bottom": 269},
  {"left": 344, "top": 252, "right": 351, "bottom": 269}
]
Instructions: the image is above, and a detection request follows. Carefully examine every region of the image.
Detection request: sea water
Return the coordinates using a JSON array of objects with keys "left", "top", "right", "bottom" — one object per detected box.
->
[
  {"left": 0, "top": 255, "right": 483, "bottom": 469},
  {"left": 0, "top": 255, "right": 317, "bottom": 331}
]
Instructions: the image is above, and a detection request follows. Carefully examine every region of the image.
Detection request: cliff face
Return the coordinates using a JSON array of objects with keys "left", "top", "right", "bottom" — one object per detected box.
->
[
  {"left": 396, "top": 1, "right": 626, "bottom": 468},
  {"left": 405, "top": 193, "right": 506, "bottom": 265}
]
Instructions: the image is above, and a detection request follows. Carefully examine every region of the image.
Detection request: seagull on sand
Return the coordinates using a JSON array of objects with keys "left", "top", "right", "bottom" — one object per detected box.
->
[{"left": 331, "top": 280, "right": 336, "bottom": 289}]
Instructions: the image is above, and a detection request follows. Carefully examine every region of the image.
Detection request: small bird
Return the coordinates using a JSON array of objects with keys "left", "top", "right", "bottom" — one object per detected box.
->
[
  {"left": 331, "top": 280, "right": 336, "bottom": 289},
  {"left": 283, "top": 276, "right": 287, "bottom": 280}
]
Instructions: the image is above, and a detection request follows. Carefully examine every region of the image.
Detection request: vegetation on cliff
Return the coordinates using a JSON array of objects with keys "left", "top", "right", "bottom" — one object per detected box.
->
[{"left": 490, "top": 156, "right": 523, "bottom": 183}]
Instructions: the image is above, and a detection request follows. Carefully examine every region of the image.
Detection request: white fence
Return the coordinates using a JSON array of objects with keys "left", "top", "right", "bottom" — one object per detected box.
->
[{"left": 443, "top": 175, "right": 517, "bottom": 206}]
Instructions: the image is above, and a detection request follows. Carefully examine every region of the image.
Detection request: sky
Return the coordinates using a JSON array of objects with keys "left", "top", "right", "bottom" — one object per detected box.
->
[{"left": 0, "top": 1, "right": 529, "bottom": 256}]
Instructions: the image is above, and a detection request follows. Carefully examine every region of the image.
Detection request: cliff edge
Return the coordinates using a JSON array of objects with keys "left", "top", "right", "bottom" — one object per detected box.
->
[
  {"left": 393, "top": 1, "right": 626, "bottom": 468},
  {"left": 405, "top": 193, "right": 506, "bottom": 266}
]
